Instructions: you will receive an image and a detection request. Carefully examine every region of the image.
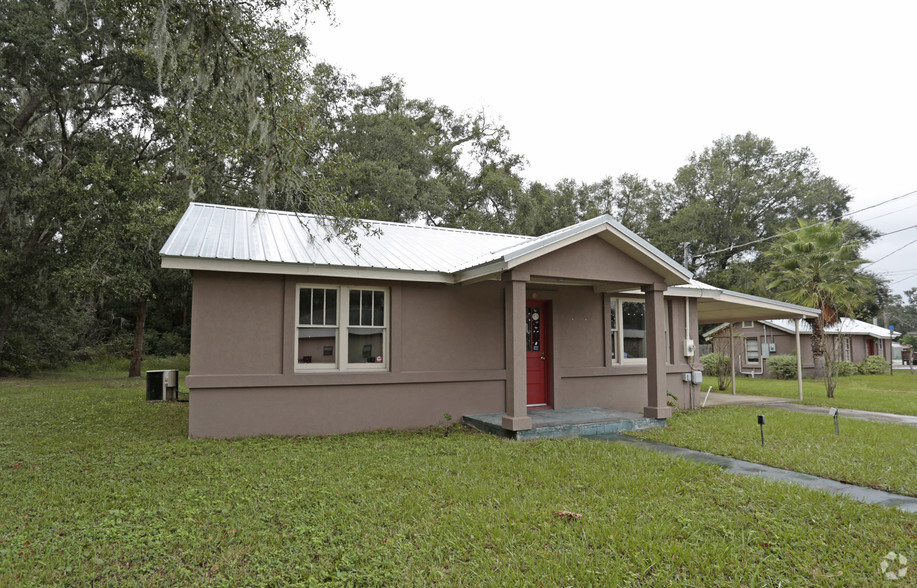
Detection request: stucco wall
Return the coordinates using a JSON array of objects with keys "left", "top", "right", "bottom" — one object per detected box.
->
[
  {"left": 190, "top": 271, "right": 285, "bottom": 376},
  {"left": 186, "top": 271, "right": 700, "bottom": 438},
  {"left": 549, "top": 286, "right": 605, "bottom": 369},
  {"left": 517, "top": 236, "right": 663, "bottom": 285},
  {"left": 400, "top": 282, "right": 504, "bottom": 372},
  {"left": 727, "top": 322, "right": 886, "bottom": 378},
  {"left": 190, "top": 381, "right": 504, "bottom": 438}
]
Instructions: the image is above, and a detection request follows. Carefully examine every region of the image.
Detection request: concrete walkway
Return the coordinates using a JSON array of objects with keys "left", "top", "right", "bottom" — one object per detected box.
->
[
  {"left": 701, "top": 391, "right": 917, "bottom": 427},
  {"left": 701, "top": 391, "right": 787, "bottom": 407},
  {"left": 591, "top": 433, "right": 917, "bottom": 513},
  {"left": 767, "top": 403, "right": 917, "bottom": 427}
]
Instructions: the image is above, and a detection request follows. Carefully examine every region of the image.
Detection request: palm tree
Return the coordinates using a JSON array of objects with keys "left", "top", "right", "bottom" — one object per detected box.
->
[{"left": 764, "top": 220, "right": 871, "bottom": 397}]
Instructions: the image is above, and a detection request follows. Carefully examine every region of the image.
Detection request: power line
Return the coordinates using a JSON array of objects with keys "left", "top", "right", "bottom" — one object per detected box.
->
[
  {"left": 892, "top": 272, "right": 917, "bottom": 285},
  {"left": 862, "top": 237, "right": 917, "bottom": 269},
  {"left": 879, "top": 223, "right": 917, "bottom": 237},
  {"left": 695, "top": 188, "right": 917, "bottom": 259},
  {"left": 859, "top": 203, "right": 917, "bottom": 223}
]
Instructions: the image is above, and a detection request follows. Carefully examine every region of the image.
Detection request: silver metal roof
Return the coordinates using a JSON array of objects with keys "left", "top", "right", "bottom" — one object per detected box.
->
[
  {"left": 160, "top": 203, "right": 529, "bottom": 274},
  {"left": 704, "top": 318, "right": 898, "bottom": 338},
  {"left": 160, "top": 202, "right": 693, "bottom": 283},
  {"left": 762, "top": 318, "right": 899, "bottom": 338}
]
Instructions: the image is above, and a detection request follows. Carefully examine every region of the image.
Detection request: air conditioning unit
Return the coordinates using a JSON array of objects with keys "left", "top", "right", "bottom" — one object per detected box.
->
[{"left": 146, "top": 369, "right": 179, "bottom": 401}]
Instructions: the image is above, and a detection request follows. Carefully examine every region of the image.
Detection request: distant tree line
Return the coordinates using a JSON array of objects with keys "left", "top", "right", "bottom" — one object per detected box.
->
[{"left": 0, "top": 0, "right": 898, "bottom": 375}]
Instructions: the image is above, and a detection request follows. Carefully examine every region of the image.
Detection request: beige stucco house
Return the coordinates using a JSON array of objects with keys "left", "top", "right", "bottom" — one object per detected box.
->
[
  {"left": 704, "top": 318, "right": 897, "bottom": 377},
  {"left": 161, "top": 203, "right": 817, "bottom": 438}
]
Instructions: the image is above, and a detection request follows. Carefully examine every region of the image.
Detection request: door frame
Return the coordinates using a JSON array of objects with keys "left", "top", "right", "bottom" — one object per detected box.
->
[{"left": 526, "top": 298, "right": 553, "bottom": 409}]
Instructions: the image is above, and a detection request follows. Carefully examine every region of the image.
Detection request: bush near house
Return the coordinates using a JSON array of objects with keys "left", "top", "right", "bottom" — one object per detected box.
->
[
  {"left": 700, "top": 352, "right": 731, "bottom": 390},
  {"left": 765, "top": 354, "right": 797, "bottom": 380},
  {"left": 836, "top": 360, "right": 858, "bottom": 377},
  {"left": 858, "top": 355, "right": 890, "bottom": 375}
]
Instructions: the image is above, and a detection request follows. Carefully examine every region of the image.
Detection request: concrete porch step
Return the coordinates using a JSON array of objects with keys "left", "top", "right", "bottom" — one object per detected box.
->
[{"left": 463, "top": 407, "right": 666, "bottom": 440}]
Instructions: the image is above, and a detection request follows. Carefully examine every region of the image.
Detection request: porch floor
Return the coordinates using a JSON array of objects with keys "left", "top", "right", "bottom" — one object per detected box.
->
[{"left": 463, "top": 407, "right": 665, "bottom": 440}]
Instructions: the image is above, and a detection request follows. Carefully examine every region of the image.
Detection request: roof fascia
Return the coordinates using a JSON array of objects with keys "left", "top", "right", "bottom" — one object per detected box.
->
[
  {"left": 161, "top": 256, "right": 456, "bottom": 284},
  {"left": 715, "top": 290, "right": 819, "bottom": 318},
  {"left": 702, "top": 322, "right": 731, "bottom": 337}
]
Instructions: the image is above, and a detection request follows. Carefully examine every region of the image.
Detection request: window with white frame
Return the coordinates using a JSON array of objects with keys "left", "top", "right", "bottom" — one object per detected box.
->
[
  {"left": 745, "top": 337, "right": 760, "bottom": 363},
  {"left": 609, "top": 298, "right": 648, "bottom": 361},
  {"left": 843, "top": 336, "right": 851, "bottom": 362},
  {"left": 742, "top": 321, "right": 754, "bottom": 329},
  {"left": 296, "top": 285, "right": 388, "bottom": 371}
]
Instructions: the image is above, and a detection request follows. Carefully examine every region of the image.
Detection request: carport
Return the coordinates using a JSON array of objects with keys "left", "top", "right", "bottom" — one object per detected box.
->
[{"left": 668, "top": 280, "right": 820, "bottom": 398}]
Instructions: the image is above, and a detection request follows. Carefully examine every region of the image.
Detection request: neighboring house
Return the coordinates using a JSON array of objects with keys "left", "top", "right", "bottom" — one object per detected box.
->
[
  {"left": 704, "top": 318, "right": 898, "bottom": 377},
  {"left": 161, "top": 203, "right": 816, "bottom": 438}
]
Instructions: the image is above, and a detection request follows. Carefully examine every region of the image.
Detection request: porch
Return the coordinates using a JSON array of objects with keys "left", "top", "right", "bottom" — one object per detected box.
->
[{"left": 463, "top": 407, "right": 665, "bottom": 440}]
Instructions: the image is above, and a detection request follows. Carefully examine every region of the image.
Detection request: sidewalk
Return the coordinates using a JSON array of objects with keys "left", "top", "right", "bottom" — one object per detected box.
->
[
  {"left": 701, "top": 391, "right": 917, "bottom": 427},
  {"left": 591, "top": 433, "right": 917, "bottom": 513}
]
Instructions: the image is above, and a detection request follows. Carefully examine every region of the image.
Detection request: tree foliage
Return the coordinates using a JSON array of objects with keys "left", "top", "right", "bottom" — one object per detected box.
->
[
  {"left": 650, "top": 133, "right": 853, "bottom": 291},
  {"left": 764, "top": 220, "right": 873, "bottom": 397},
  {"left": 306, "top": 64, "right": 526, "bottom": 231},
  {"left": 1, "top": 3, "right": 875, "bottom": 378},
  {"left": 0, "top": 0, "right": 339, "bottom": 374}
]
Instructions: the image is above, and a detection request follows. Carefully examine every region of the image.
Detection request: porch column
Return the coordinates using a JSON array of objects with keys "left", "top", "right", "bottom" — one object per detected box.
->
[
  {"left": 502, "top": 275, "right": 532, "bottom": 431},
  {"left": 643, "top": 283, "right": 673, "bottom": 419}
]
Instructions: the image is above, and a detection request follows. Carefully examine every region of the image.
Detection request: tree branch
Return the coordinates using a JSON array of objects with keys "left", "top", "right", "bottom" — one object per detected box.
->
[{"left": 7, "top": 93, "right": 47, "bottom": 137}]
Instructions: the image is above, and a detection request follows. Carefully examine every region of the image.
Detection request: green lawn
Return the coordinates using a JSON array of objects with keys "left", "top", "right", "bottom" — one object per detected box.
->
[
  {"left": 731, "top": 373, "right": 917, "bottom": 415},
  {"left": 633, "top": 406, "right": 917, "bottom": 497},
  {"left": 1, "top": 363, "right": 915, "bottom": 586}
]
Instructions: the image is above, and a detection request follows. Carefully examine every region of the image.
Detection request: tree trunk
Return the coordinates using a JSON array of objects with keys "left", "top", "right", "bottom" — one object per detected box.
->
[
  {"left": 810, "top": 321, "right": 826, "bottom": 380},
  {"left": 0, "top": 300, "right": 12, "bottom": 358},
  {"left": 128, "top": 297, "right": 147, "bottom": 378},
  {"left": 813, "top": 354, "right": 826, "bottom": 382}
]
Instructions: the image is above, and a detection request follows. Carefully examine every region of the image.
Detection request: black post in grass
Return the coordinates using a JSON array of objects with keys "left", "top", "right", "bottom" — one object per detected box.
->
[
  {"left": 829, "top": 407, "right": 839, "bottom": 435},
  {"left": 757, "top": 414, "right": 766, "bottom": 447}
]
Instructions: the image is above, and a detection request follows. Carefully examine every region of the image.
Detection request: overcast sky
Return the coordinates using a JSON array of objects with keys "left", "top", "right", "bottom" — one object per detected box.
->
[{"left": 307, "top": 1, "right": 917, "bottom": 301}]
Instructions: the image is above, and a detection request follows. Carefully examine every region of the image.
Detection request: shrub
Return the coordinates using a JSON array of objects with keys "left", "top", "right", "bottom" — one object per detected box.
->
[
  {"left": 765, "top": 354, "right": 797, "bottom": 380},
  {"left": 700, "top": 352, "right": 731, "bottom": 390},
  {"left": 835, "top": 361, "right": 858, "bottom": 377},
  {"left": 858, "top": 355, "right": 890, "bottom": 375}
]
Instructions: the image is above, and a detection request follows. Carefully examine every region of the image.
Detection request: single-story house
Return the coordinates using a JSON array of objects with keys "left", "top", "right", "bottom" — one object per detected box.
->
[
  {"left": 161, "top": 203, "right": 817, "bottom": 438},
  {"left": 704, "top": 318, "right": 898, "bottom": 378}
]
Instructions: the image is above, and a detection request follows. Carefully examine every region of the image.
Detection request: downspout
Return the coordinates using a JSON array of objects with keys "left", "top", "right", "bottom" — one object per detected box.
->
[
  {"left": 686, "top": 298, "right": 693, "bottom": 409},
  {"left": 730, "top": 322, "right": 736, "bottom": 395}
]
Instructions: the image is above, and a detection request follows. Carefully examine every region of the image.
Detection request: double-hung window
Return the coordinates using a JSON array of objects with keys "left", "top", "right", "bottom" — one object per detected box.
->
[
  {"left": 296, "top": 285, "right": 388, "bottom": 372},
  {"left": 745, "top": 338, "right": 760, "bottom": 363},
  {"left": 609, "top": 298, "right": 648, "bottom": 362}
]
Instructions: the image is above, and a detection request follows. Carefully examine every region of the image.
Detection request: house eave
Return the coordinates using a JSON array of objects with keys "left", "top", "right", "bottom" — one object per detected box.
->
[{"left": 161, "top": 256, "right": 457, "bottom": 284}]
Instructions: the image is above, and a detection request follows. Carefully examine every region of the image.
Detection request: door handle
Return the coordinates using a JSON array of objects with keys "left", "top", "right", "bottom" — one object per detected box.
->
[{"left": 540, "top": 355, "right": 546, "bottom": 360}]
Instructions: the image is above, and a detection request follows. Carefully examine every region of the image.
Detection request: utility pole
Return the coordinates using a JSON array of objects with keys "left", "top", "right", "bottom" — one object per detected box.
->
[{"left": 683, "top": 243, "right": 691, "bottom": 270}]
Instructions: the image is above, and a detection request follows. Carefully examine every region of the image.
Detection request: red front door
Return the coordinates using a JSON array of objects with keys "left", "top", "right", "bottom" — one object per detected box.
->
[{"left": 526, "top": 299, "right": 551, "bottom": 407}]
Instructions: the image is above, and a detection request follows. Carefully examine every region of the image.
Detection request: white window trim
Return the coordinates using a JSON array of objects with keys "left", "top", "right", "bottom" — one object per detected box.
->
[
  {"left": 295, "top": 284, "right": 389, "bottom": 373},
  {"left": 745, "top": 337, "right": 760, "bottom": 364},
  {"left": 610, "top": 297, "right": 648, "bottom": 364},
  {"left": 742, "top": 321, "right": 754, "bottom": 329}
]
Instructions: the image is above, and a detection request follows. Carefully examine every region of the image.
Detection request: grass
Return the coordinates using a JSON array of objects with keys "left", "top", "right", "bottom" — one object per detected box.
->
[
  {"left": 1, "top": 362, "right": 915, "bottom": 586},
  {"left": 729, "top": 373, "right": 917, "bottom": 415},
  {"left": 632, "top": 406, "right": 917, "bottom": 497}
]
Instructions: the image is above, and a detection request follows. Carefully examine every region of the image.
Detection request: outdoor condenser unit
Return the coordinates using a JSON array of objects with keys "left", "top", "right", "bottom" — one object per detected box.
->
[{"left": 146, "top": 369, "right": 179, "bottom": 401}]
